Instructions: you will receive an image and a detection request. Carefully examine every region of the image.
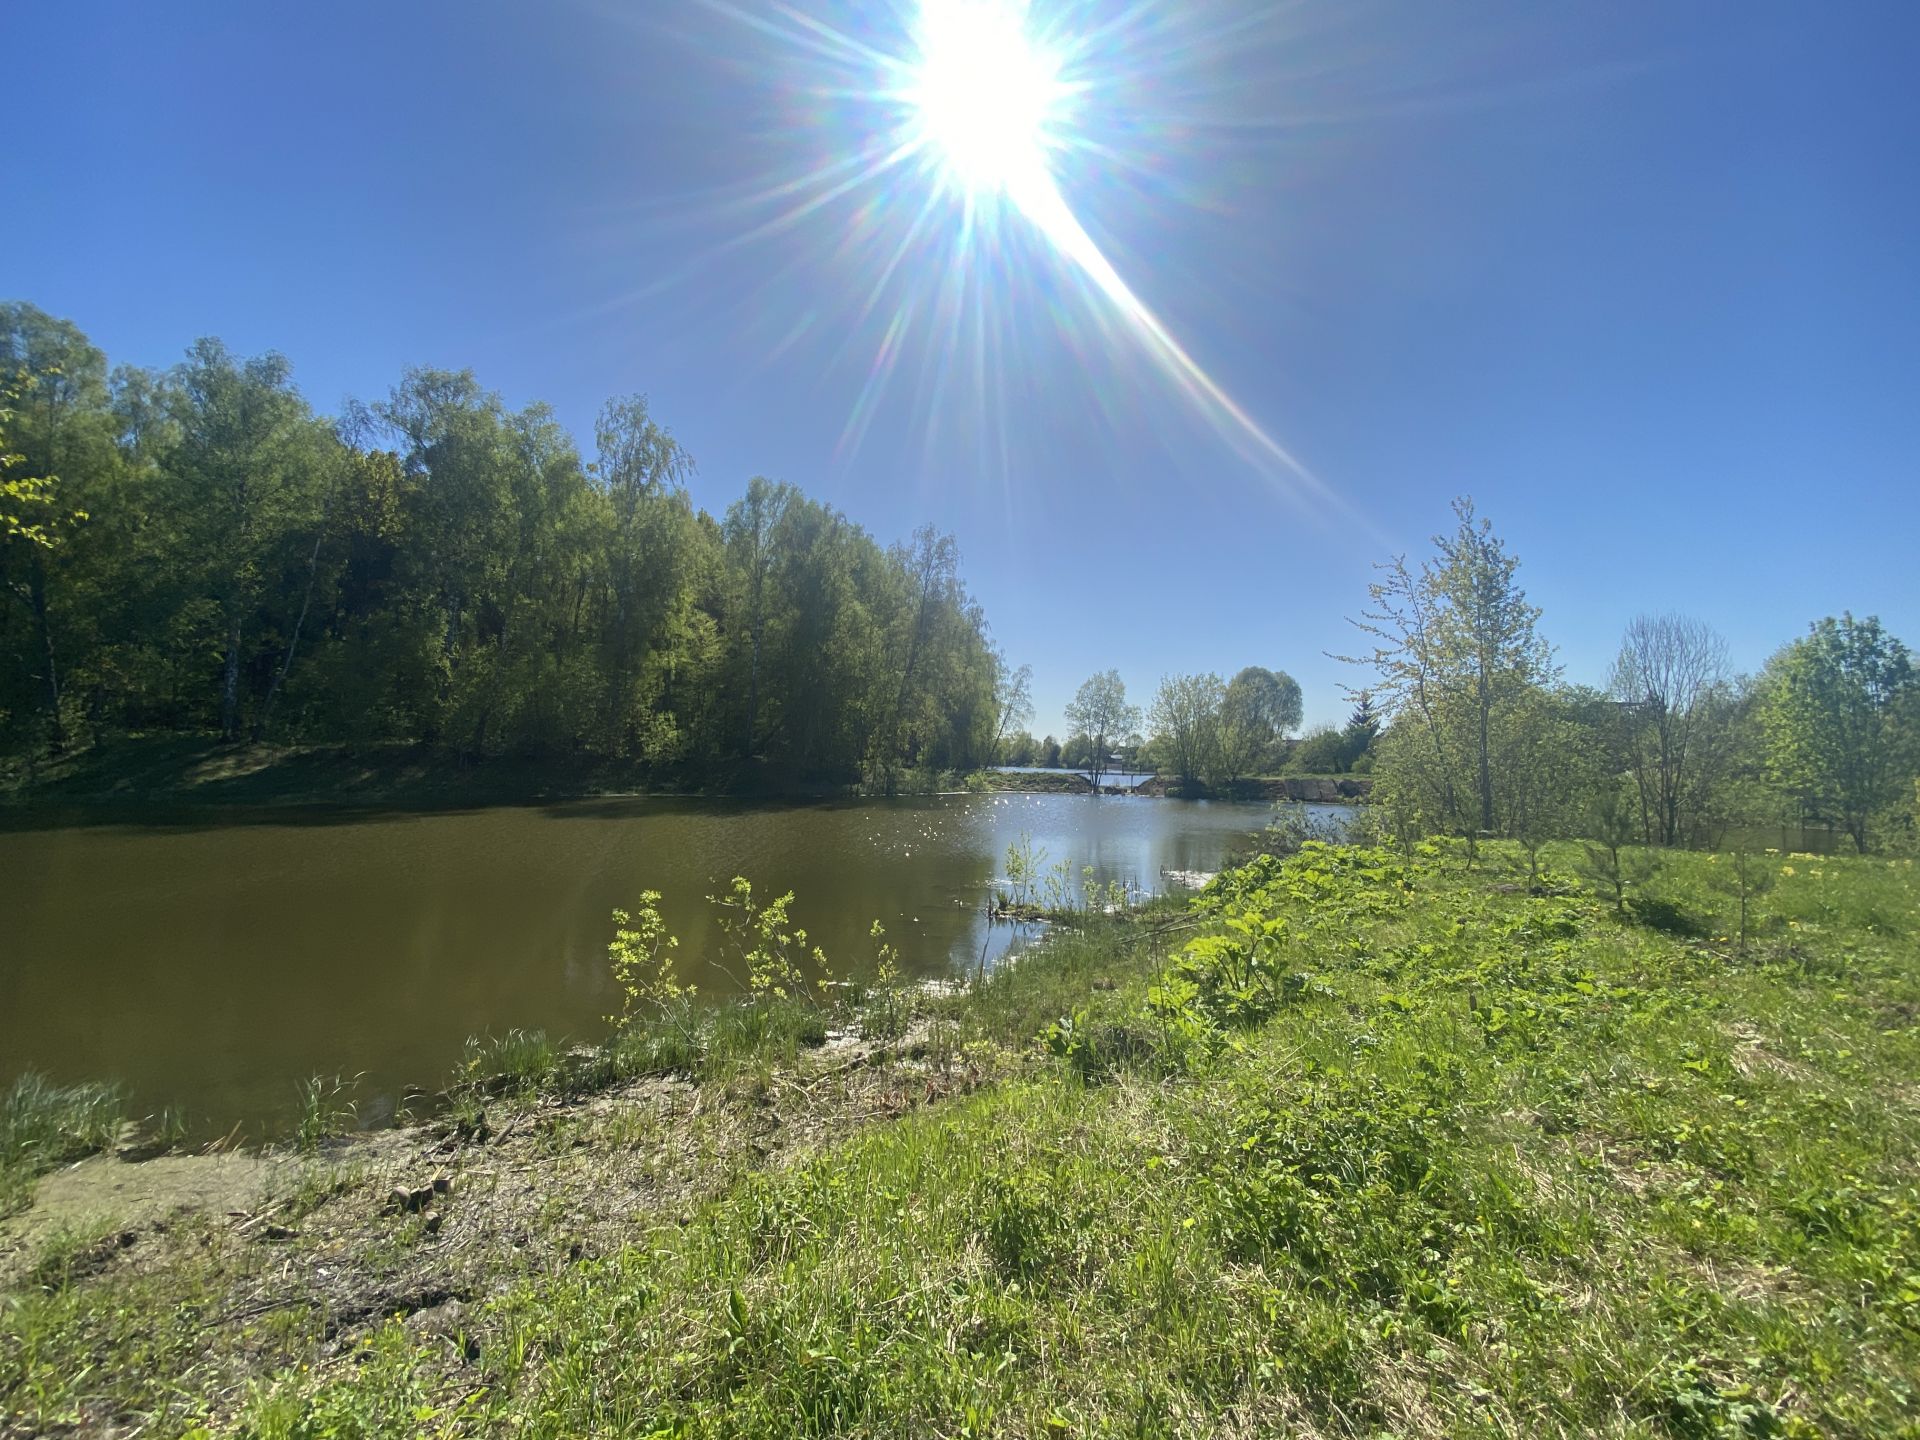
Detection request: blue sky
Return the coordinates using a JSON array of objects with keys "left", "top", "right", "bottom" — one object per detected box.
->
[{"left": 7, "top": 0, "right": 1917, "bottom": 736}]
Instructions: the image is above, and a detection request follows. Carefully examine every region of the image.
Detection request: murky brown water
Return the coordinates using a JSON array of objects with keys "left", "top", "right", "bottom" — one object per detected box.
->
[{"left": 2, "top": 793, "right": 1329, "bottom": 1134}]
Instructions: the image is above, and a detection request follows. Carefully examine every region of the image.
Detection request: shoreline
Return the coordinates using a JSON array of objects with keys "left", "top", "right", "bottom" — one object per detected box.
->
[
  {"left": 977, "top": 769, "right": 1372, "bottom": 803},
  {"left": 1, "top": 737, "right": 1371, "bottom": 821}
]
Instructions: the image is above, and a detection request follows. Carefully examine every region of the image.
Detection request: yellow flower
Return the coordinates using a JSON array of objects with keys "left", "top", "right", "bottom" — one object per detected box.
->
[{"left": 1780, "top": 865, "right": 1796, "bottom": 877}]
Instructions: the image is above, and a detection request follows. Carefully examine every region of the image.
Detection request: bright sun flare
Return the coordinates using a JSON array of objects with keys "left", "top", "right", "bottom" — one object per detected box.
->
[
  {"left": 709, "top": 0, "right": 1334, "bottom": 505},
  {"left": 906, "top": 0, "right": 1064, "bottom": 197}
]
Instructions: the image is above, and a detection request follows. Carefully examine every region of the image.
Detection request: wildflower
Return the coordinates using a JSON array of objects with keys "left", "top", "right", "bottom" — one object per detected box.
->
[{"left": 1780, "top": 865, "right": 1796, "bottom": 877}]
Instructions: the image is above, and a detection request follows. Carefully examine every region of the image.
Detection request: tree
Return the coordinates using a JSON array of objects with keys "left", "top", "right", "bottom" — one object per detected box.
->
[
  {"left": 1499, "top": 687, "right": 1610, "bottom": 882},
  {"left": 1609, "top": 613, "right": 1733, "bottom": 846},
  {"left": 1217, "top": 666, "right": 1302, "bottom": 780},
  {"left": 1430, "top": 499, "right": 1555, "bottom": 832},
  {"left": 592, "top": 394, "right": 696, "bottom": 755},
  {"left": 723, "top": 476, "right": 794, "bottom": 760},
  {"left": 998, "top": 729, "right": 1038, "bottom": 766},
  {"left": 1341, "top": 691, "right": 1381, "bottom": 770},
  {"left": 1148, "top": 672, "right": 1225, "bottom": 789},
  {"left": 1760, "top": 614, "right": 1917, "bottom": 852},
  {"left": 1039, "top": 734, "right": 1061, "bottom": 768},
  {"left": 991, "top": 661, "right": 1034, "bottom": 754},
  {"left": 1342, "top": 498, "right": 1555, "bottom": 837},
  {"left": 1290, "top": 725, "right": 1346, "bottom": 775},
  {"left": 0, "top": 304, "right": 115, "bottom": 750},
  {"left": 1064, "top": 670, "right": 1140, "bottom": 790},
  {"left": 0, "top": 371, "right": 70, "bottom": 550}
]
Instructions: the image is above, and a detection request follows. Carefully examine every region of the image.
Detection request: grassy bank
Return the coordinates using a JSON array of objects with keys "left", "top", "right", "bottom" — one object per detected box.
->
[
  {"left": 0, "top": 1076, "right": 131, "bottom": 1219},
  {"left": 4, "top": 844, "right": 1918, "bottom": 1437}
]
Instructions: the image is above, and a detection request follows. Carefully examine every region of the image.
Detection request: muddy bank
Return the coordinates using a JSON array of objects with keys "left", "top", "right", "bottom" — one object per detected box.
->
[{"left": 0, "top": 1034, "right": 991, "bottom": 1432}]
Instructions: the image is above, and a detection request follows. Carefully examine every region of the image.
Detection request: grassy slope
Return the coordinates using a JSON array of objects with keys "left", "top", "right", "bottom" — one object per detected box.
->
[{"left": 6, "top": 844, "right": 1919, "bottom": 1438}]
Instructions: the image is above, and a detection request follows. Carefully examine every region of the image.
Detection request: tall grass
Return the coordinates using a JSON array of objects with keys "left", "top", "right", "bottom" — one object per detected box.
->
[{"left": 0, "top": 1071, "right": 126, "bottom": 1214}]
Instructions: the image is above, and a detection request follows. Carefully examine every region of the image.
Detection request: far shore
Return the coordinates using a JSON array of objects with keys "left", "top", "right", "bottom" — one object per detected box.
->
[
  {"left": 1, "top": 737, "right": 1371, "bottom": 818},
  {"left": 979, "top": 768, "right": 1372, "bottom": 803}
]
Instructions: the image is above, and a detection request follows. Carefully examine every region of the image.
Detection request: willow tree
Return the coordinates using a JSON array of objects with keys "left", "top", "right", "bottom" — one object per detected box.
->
[
  {"left": 1149, "top": 671, "right": 1225, "bottom": 789},
  {"left": 1217, "top": 665, "right": 1303, "bottom": 780}
]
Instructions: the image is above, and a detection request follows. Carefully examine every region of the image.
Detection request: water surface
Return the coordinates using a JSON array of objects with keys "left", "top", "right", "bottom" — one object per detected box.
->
[{"left": 3, "top": 793, "right": 1313, "bottom": 1132}]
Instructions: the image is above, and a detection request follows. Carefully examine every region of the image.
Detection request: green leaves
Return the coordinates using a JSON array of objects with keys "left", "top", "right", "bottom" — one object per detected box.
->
[
  {"left": 2, "top": 306, "right": 1007, "bottom": 778},
  {"left": 1760, "top": 614, "right": 1919, "bottom": 851}
]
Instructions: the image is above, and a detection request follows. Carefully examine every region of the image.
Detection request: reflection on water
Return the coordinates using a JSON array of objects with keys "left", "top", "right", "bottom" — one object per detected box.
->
[{"left": 3, "top": 792, "right": 1329, "bottom": 1133}]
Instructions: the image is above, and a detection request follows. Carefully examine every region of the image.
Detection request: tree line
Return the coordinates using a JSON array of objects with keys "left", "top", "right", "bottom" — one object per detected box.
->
[
  {"left": 1343, "top": 498, "right": 1917, "bottom": 854},
  {"left": 1023, "top": 500, "right": 1914, "bottom": 849},
  {"left": 997, "top": 665, "right": 1339, "bottom": 792},
  {"left": 0, "top": 303, "right": 1012, "bottom": 787}
]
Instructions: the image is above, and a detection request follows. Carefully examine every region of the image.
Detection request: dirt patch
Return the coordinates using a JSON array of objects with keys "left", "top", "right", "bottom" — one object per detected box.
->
[
  {"left": 0, "top": 1040, "right": 997, "bottom": 1433},
  {"left": 0, "top": 1150, "right": 294, "bottom": 1285}
]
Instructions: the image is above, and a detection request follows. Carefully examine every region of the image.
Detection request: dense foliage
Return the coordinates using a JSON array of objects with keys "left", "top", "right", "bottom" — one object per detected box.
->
[{"left": 0, "top": 304, "right": 1008, "bottom": 786}]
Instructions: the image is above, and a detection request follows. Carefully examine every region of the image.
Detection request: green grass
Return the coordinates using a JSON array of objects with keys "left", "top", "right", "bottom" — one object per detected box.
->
[
  {"left": 0, "top": 1071, "right": 127, "bottom": 1215},
  {"left": 8, "top": 844, "right": 1920, "bottom": 1437}
]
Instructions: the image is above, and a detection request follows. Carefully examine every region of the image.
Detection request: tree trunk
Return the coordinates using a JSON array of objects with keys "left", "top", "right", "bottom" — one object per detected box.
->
[
  {"left": 220, "top": 612, "right": 243, "bottom": 741},
  {"left": 30, "top": 563, "right": 65, "bottom": 753},
  {"left": 255, "top": 510, "right": 330, "bottom": 743},
  {"left": 745, "top": 623, "right": 761, "bottom": 759},
  {"left": 1476, "top": 681, "right": 1494, "bottom": 834}
]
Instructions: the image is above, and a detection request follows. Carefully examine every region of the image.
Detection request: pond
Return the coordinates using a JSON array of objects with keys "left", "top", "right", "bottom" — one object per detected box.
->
[{"left": 2, "top": 793, "right": 1339, "bottom": 1135}]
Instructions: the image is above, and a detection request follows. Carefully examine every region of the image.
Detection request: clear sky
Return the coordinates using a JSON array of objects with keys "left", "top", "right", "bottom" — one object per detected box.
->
[{"left": 7, "top": 1, "right": 1917, "bottom": 737}]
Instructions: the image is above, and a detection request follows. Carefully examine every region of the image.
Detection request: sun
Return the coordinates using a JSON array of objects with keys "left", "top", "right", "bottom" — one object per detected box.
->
[
  {"left": 697, "top": 0, "right": 1333, "bottom": 505},
  {"left": 904, "top": 0, "right": 1066, "bottom": 200}
]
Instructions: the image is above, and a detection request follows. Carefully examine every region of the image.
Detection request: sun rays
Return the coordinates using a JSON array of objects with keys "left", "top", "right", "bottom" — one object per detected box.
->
[{"left": 682, "top": 0, "right": 1333, "bottom": 509}]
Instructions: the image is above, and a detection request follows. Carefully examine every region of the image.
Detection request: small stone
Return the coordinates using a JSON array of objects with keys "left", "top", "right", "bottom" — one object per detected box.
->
[
  {"left": 263, "top": 1223, "right": 298, "bottom": 1241},
  {"left": 387, "top": 1184, "right": 434, "bottom": 1214},
  {"left": 405, "top": 1298, "right": 467, "bottom": 1338},
  {"left": 422, "top": 1211, "right": 443, "bottom": 1235},
  {"left": 431, "top": 1174, "right": 453, "bottom": 1196}
]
